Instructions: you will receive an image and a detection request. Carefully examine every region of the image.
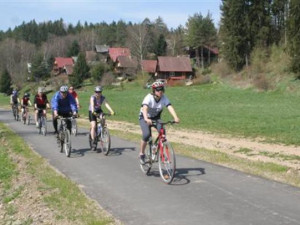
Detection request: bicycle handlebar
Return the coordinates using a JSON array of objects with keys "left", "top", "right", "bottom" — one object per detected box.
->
[{"left": 151, "top": 120, "right": 177, "bottom": 125}]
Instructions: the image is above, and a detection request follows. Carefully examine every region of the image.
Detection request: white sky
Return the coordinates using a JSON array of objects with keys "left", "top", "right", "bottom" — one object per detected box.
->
[{"left": 0, "top": 0, "right": 221, "bottom": 31}]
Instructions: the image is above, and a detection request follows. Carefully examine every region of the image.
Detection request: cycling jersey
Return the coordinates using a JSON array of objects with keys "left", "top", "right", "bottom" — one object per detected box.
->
[
  {"left": 11, "top": 94, "right": 18, "bottom": 104},
  {"left": 69, "top": 91, "right": 78, "bottom": 99},
  {"left": 34, "top": 94, "right": 48, "bottom": 109},
  {"left": 51, "top": 91, "right": 77, "bottom": 114},
  {"left": 139, "top": 93, "right": 171, "bottom": 120},
  {"left": 89, "top": 95, "right": 105, "bottom": 112},
  {"left": 22, "top": 97, "right": 30, "bottom": 106}
]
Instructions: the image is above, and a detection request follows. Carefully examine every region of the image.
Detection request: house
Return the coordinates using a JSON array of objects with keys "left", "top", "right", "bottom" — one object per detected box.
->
[
  {"left": 64, "top": 65, "right": 74, "bottom": 75},
  {"left": 95, "top": 45, "right": 109, "bottom": 62},
  {"left": 115, "top": 56, "right": 138, "bottom": 80},
  {"left": 108, "top": 47, "right": 131, "bottom": 63},
  {"left": 186, "top": 45, "right": 219, "bottom": 65},
  {"left": 141, "top": 60, "right": 157, "bottom": 77},
  {"left": 156, "top": 56, "right": 193, "bottom": 81},
  {"left": 53, "top": 57, "right": 74, "bottom": 75}
]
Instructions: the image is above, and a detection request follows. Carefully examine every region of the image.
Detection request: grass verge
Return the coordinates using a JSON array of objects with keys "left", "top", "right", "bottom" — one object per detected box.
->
[{"left": 0, "top": 122, "right": 115, "bottom": 225}]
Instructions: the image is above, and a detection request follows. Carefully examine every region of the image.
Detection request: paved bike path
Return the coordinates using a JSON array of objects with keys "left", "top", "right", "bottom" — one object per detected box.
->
[{"left": 1, "top": 109, "right": 300, "bottom": 225}]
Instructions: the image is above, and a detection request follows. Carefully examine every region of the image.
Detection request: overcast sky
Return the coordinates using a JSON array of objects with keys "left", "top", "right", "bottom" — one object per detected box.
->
[{"left": 0, "top": 0, "right": 221, "bottom": 32}]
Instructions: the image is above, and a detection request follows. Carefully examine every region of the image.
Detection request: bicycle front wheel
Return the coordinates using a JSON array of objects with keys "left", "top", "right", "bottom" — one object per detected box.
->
[
  {"left": 158, "top": 142, "right": 176, "bottom": 184},
  {"left": 72, "top": 119, "right": 78, "bottom": 136},
  {"left": 101, "top": 127, "right": 111, "bottom": 155},
  {"left": 140, "top": 146, "right": 152, "bottom": 175},
  {"left": 64, "top": 129, "right": 71, "bottom": 157},
  {"left": 89, "top": 129, "right": 97, "bottom": 151},
  {"left": 41, "top": 117, "right": 47, "bottom": 136}
]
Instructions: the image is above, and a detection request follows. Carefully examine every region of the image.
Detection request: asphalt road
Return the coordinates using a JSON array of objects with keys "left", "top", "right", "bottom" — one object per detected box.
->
[{"left": 1, "top": 109, "right": 300, "bottom": 225}]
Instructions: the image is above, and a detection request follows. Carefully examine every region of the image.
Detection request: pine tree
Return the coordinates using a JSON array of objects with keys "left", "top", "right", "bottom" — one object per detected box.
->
[
  {"left": 67, "top": 40, "right": 80, "bottom": 57},
  {"left": 70, "top": 52, "right": 89, "bottom": 88},
  {"left": 155, "top": 34, "right": 167, "bottom": 56},
  {"left": 287, "top": 0, "right": 300, "bottom": 76},
  {"left": 0, "top": 69, "right": 12, "bottom": 95},
  {"left": 31, "top": 53, "right": 49, "bottom": 81}
]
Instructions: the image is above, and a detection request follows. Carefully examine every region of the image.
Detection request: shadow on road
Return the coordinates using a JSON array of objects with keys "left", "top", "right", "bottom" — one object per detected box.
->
[{"left": 108, "top": 147, "right": 136, "bottom": 156}]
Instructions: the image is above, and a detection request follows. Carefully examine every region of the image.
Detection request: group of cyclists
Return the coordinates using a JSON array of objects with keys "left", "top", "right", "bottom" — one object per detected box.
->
[{"left": 9, "top": 80, "right": 180, "bottom": 166}]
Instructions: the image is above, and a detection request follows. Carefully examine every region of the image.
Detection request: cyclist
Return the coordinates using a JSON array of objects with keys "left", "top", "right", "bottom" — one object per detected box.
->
[
  {"left": 10, "top": 90, "right": 20, "bottom": 114},
  {"left": 89, "top": 86, "right": 114, "bottom": 144},
  {"left": 21, "top": 93, "right": 32, "bottom": 119},
  {"left": 51, "top": 85, "right": 77, "bottom": 134},
  {"left": 34, "top": 87, "right": 50, "bottom": 128},
  {"left": 138, "top": 81, "right": 180, "bottom": 164},
  {"left": 68, "top": 86, "right": 80, "bottom": 110}
]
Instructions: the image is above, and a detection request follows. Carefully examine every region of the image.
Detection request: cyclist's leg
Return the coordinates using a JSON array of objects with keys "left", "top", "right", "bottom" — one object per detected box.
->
[
  {"left": 52, "top": 111, "right": 58, "bottom": 133},
  {"left": 139, "top": 118, "right": 151, "bottom": 163}
]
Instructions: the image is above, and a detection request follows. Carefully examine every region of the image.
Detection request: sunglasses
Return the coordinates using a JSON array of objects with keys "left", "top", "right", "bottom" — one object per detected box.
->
[
  {"left": 155, "top": 87, "right": 164, "bottom": 92},
  {"left": 95, "top": 91, "right": 102, "bottom": 94}
]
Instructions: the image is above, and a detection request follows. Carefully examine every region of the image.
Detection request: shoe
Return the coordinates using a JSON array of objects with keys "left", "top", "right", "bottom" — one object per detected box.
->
[{"left": 139, "top": 154, "right": 146, "bottom": 165}]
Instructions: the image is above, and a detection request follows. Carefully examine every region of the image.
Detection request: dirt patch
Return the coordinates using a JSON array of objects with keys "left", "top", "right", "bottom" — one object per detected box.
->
[{"left": 107, "top": 120, "right": 300, "bottom": 170}]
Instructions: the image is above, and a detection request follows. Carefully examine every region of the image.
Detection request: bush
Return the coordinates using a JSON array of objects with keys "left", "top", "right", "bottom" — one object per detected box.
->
[
  {"left": 91, "top": 63, "right": 110, "bottom": 82},
  {"left": 101, "top": 72, "right": 115, "bottom": 86}
]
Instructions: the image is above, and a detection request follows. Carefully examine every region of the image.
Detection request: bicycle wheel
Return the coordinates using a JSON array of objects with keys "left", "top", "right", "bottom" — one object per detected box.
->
[
  {"left": 89, "top": 129, "right": 97, "bottom": 151},
  {"left": 72, "top": 119, "right": 78, "bottom": 136},
  {"left": 158, "top": 141, "right": 176, "bottom": 184},
  {"left": 27, "top": 115, "right": 30, "bottom": 125},
  {"left": 59, "top": 131, "right": 64, "bottom": 153},
  {"left": 41, "top": 117, "right": 47, "bottom": 136},
  {"left": 101, "top": 127, "right": 111, "bottom": 155},
  {"left": 140, "top": 145, "right": 152, "bottom": 175},
  {"left": 22, "top": 113, "right": 26, "bottom": 124},
  {"left": 64, "top": 129, "right": 71, "bottom": 157}
]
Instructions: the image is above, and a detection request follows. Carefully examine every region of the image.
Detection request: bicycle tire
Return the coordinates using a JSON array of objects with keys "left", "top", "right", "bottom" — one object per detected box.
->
[
  {"left": 72, "top": 119, "right": 78, "bottom": 136},
  {"left": 64, "top": 129, "right": 71, "bottom": 157},
  {"left": 41, "top": 117, "right": 47, "bottom": 136},
  {"left": 101, "top": 127, "right": 111, "bottom": 155},
  {"left": 140, "top": 145, "right": 152, "bottom": 175},
  {"left": 158, "top": 141, "right": 176, "bottom": 184},
  {"left": 27, "top": 115, "right": 30, "bottom": 125}
]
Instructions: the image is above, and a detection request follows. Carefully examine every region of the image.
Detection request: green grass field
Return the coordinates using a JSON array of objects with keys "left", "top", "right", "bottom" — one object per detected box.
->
[{"left": 2, "top": 81, "right": 300, "bottom": 145}]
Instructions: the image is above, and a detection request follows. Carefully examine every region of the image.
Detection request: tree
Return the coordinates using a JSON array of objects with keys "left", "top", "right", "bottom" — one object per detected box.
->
[
  {"left": 220, "top": 0, "right": 250, "bottom": 71},
  {"left": 70, "top": 52, "right": 89, "bottom": 87},
  {"left": 155, "top": 34, "right": 167, "bottom": 56},
  {"left": 185, "top": 12, "right": 217, "bottom": 69},
  {"left": 287, "top": 0, "right": 300, "bottom": 76},
  {"left": 0, "top": 69, "right": 12, "bottom": 95},
  {"left": 91, "top": 63, "right": 110, "bottom": 82},
  {"left": 31, "top": 53, "right": 50, "bottom": 81},
  {"left": 67, "top": 40, "right": 80, "bottom": 57}
]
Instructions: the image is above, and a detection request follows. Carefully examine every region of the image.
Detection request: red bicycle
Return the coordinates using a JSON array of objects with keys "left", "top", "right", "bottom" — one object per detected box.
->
[{"left": 140, "top": 120, "right": 176, "bottom": 184}]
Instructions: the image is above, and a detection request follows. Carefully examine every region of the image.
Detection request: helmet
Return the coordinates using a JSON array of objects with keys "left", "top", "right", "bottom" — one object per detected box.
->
[
  {"left": 60, "top": 85, "right": 68, "bottom": 93},
  {"left": 152, "top": 81, "right": 165, "bottom": 91},
  {"left": 24, "top": 93, "right": 29, "bottom": 97},
  {"left": 95, "top": 86, "right": 102, "bottom": 92},
  {"left": 38, "top": 87, "right": 44, "bottom": 93},
  {"left": 12, "top": 90, "right": 17, "bottom": 95}
]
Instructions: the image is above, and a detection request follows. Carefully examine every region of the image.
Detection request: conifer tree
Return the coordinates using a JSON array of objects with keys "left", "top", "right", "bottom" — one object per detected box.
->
[
  {"left": 0, "top": 69, "right": 12, "bottom": 95},
  {"left": 70, "top": 52, "right": 89, "bottom": 87}
]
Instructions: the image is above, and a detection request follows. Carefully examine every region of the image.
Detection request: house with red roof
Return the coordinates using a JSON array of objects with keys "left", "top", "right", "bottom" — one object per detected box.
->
[
  {"left": 115, "top": 56, "right": 138, "bottom": 80},
  {"left": 108, "top": 47, "right": 131, "bottom": 63},
  {"left": 53, "top": 57, "right": 74, "bottom": 75},
  {"left": 141, "top": 60, "right": 157, "bottom": 76},
  {"left": 156, "top": 56, "right": 193, "bottom": 81}
]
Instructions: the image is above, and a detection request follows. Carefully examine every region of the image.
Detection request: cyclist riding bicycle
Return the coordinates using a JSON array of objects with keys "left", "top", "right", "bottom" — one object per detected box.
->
[
  {"left": 51, "top": 85, "right": 78, "bottom": 134},
  {"left": 34, "top": 87, "right": 50, "bottom": 128},
  {"left": 89, "top": 86, "right": 115, "bottom": 144},
  {"left": 10, "top": 89, "right": 20, "bottom": 110},
  {"left": 68, "top": 86, "right": 80, "bottom": 110},
  {"left": 21, "top": 92, "right": 32, "bottom": 115},
  {"left": 138, "top": 81, "right": 180, "bottom": 164}
]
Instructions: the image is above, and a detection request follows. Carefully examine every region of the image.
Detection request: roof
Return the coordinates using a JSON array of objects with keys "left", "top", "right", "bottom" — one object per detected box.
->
[
  {"left": 85, "top": 51, "right": 97, "bottom": 62},
  {"left": 204, "top": 45, "right": 219, "bottom": 55},
  {"left": 54, "top": 57, "right": 74, "bottom": 68},
  {"left": 109, "top": 47, "right": 131, "bottom": 62},
  {"left": 95, "top": 45, "right": 109, "bottom": 53},
  {"left": 116, "top": 56, "right": 138, "bottom": 68},
  {"left": 141, "top": 60, "right": 157, "bottom": 73},
  {"left": 157, "top": 56, "right": 192, "bottom": 72},
  {"left": 64, "top": 65, "right": 73, "bottom": 75}
]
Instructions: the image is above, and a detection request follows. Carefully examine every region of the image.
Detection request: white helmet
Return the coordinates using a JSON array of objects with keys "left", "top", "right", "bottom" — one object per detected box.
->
[
  {"left": 38, "top": 87, "right": 44, "bottom": 93},
  {"left": 152, "top": 81, "right": 165, "bottom": 91},
  {"left": 60, "top": 85, "right": 68, "bottom": 92},
  {"left": 95, "top": 86, "right": 102, "bottom": 92}
]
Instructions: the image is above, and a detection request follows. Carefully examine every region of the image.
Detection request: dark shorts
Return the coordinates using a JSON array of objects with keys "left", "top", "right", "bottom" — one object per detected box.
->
[{"left": 89, "top": 109, "right": 103, "bottom": 122}]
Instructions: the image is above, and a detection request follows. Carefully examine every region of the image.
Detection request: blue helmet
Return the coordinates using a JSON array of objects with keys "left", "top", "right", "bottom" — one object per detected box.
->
[{"left": 12, "top": 90, "right": 18, "bottom": 95}]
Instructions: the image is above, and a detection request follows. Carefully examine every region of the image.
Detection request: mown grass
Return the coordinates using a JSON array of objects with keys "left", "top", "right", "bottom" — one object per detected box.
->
[
  {"left": 74, "top": 81, "right": 300, "bottom": 145},
  {"left": 0, "top": 123, "right": 114, "bottom": 225},
  {"left": 2, "top": 80, "right": 300, "bottom": 145}
]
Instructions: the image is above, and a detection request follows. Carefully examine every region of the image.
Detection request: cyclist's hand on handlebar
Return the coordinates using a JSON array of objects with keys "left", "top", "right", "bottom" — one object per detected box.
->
[
  {"left": 110, "top": 111, "right": 115, "bottom": 116},
  {"left": 174, "top": 117, "right": 180, "bottom": 123},
  {"left": 92, "top": 111, "right": 98, "bottom": 116},
  {"left": 145, "top": 118, "right": 152, "bottom": 125}
]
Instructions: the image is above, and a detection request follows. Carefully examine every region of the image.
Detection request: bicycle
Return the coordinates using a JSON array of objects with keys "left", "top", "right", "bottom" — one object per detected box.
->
[
  {"left": 57, "top": 116, "right": 74, "bottom": 157},
  {"left": 21, "top": 106, "right": 31, "bottom": 125},
  {"left": 12, "top": 104, "right": 19, "bottom": 121},
  {"left": 36, "top": 108, "right": 47, "bottom": 136},
  {"left": 89, "top": 112, "right": 111, "bottom": 155},
  {"left": 71, "top": 116, "right": 78, "bottom": 136},
  {"left": 140, "top": 120, "right": 176, "bottom": 184}
]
